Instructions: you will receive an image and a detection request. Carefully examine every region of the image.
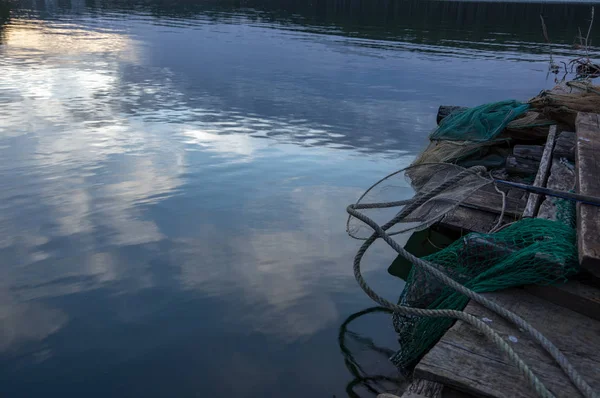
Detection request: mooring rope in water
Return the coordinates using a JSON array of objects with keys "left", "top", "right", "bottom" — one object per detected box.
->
[{"left": 347, "top": 166, "right": 598, "bottom": 398}]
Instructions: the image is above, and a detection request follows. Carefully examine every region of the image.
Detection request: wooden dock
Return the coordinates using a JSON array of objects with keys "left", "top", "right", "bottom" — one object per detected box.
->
[{"left": 390, "top": 108, "right": 600, "bottom": 396}]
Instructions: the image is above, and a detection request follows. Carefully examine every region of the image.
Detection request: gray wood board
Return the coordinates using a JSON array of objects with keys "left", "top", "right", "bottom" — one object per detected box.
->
[
  {"left": 399, "top": 379, "right": 443, "bottom": 398},
  {"left": 513, "top": 145, "right": 544, "bottom": 161},
  {"left": 526, "top": 281, "right": 600, "bottom": 321},
  {"left": 439, "top": 207, "right": 516, "bottom": 234},
  {"left": 553, "top": 131, "right": 576, "bottom": 161},
  {"left": 522, "top": 126, "right": 557, "bottom": 218},
  {"left": 537, "top": 157, "right": 576, "bottom": 221},
  {"left": 461, "top": 187, "right": 526, "bottom": 218},
  {"left": 504, "top": 126, "right": 550, "bottom": 141},
  {"left": 415, "top": 288, "right": 600, "bottom": 398},
  {"left": 575, "top": 113, "right": 600, "bottom": 278},
  {"left": 506, "top": 155, "right": 540, "bottom": 175}
]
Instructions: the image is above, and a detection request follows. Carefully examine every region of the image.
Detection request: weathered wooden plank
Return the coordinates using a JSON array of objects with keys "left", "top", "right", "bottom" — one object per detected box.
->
[
  {"left": 397, "top": 379, "right": 443, "bottom": 398},
  {"left": 522, "top": 125, "right": 557, "bottom": 218},
  {"left": 415, "top": 289, "right": 600, "bottom": 398},
  {"left": 436, "top": 106, "right": 467, "bottom": 124},
  {"left": 537, "top": 157, "right": 575, "bottom": 222},
  {"left": 410, "top": 184, "right": 524, "bottom": 233},
  {"left": 504, "top": 126, "right": 550, "bottom": 141},
  {"left": 415, "top": 174, "right": 525, "bottom": 218},
  {"left": 575, "top": 113, "right": 600, "bottom": 278},
  {"left": 507, "top": 187, "right": 527, "bottom": 200},
  {"left": 526, "top": 138, "right": 600, "bottom": 322},
  {"left": 506, "top": 155, "right": 539, "bottom": 175},
  {"left": 553, "top": 131, "right": 576, "bottom": 161},
  {"left": 526, "top": 281, "right": 600, "bottom": 321},
  {"left": 461, "top": 188, "right": 526, "bottom": 218},
  {"left": 439, "top": 207, "right": 516, "bottom": 234},
  {"left": 513, "top": 145, "right": 544, "bottom": 162}
]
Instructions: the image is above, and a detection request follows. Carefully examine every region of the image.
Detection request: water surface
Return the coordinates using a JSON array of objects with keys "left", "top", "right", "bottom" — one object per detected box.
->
[{"left": 0, "top": 0, "right": 598, "bottom": 396}]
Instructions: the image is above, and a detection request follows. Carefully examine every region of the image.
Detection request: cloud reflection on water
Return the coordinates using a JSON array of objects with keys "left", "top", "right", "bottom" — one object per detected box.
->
[
  {"left": 0, "top": 1, "right": 582, "bottom": 394},
  {"left": 0, "top": 17, "right": 407, "bottom": 358}
]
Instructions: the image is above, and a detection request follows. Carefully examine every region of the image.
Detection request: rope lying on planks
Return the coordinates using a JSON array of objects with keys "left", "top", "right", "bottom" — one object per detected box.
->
[
  {"left": 345, "top": 161, "right": 600, "bottom": 242},
  {"left": 346, "top": 163, "right": 492, "bottom": 240},
  {"left": 347, "top": 165, "right": 598, "bottom": 398}
]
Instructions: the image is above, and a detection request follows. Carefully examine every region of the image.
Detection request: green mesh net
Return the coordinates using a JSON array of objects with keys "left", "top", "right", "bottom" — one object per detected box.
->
[
  {"left": 430, "top": 100, "right": 530, "bottom": 142},
  {"left": 391, "top": 214, "right": 578, "bottom": 369}
]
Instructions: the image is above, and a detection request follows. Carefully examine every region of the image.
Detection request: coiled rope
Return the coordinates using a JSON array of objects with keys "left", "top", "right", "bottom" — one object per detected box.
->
[{"left": 347, "top": 166, "right": 598, "bottom": 398}]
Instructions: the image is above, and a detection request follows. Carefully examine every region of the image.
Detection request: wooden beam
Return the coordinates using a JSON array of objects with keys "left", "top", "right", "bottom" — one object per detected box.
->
[
  {"left": 522, "top": 125, "right": 557, "bottom": 218},
  {"left": 436, "top": 106, "right": 467, "bottom": 125},
  {"left": 461, "top": 188, "right": 526, "bottom": 218},
  {"left": 525, "top": 131, "right": 600, "bottom": 323},
  {"left": 513, "top": 145, "right": 544, "bottom": 161},
  {"left": 505, "top": 155, "right": 539, "bottom": 175},
  {"left": 553, "top": 131, "right": 576, "bottom": 161},
  {"left": 526, "top": 281, "right": 600, "bottom": 321},
  {"left": 439, "top": 207, "right": 507, "bottom": 234},
  {"left": 415, "top": 289, "right": 600, "bottom": 398},
  {"left": 536, "top": 157, "right": 576, "bottom": 220},
  {"left": 395, "top": 379, "right": 443, "bottom": 398},
  {"left": 575, "top": 113, "right": 600, "bottom": 278}
]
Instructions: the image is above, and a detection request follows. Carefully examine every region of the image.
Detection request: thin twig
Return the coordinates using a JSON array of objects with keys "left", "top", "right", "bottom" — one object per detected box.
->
[
  {"left": 540, "top": 14, "right": 550, "bottom": 43},
  {"left": 540, "top": 14, "right": 556, "bottom": 70},
  {"left": 585, "top": 6, "right": 595, "bottom": 54}
]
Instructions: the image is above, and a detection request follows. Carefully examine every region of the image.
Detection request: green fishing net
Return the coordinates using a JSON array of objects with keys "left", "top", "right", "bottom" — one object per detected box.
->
[
  {"left": 391, "top": 211, "right": 578, "bottom": 369},
  {"left": 430, "top": 100, "right": 530, "bottom": 142}
]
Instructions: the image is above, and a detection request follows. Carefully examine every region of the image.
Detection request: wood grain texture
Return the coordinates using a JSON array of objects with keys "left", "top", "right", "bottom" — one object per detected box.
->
[
  {"left": 522, "top": 125, "right": 557, "bottom": 218},
  {"left": 526, "top": 140, "right": 599, "bottom": 318},
  {"left": 506, "top": 155, "right": 539, "bottom": 175},
  {"left": 575, "top": 113, "right": 600, "bottom": 278},
  {"left": 415, "top": 289, "right": 600, "bottom": 398},
  {"left": 439, "top": 207, "right": 516, "bottom": 234},
  {"left": 504, "top": 126, "right": 550, "bottom": 141},
  {"left": 553, "top": 131, "right": 576, "bottom": 161},
  {"left": 513, "top": 145, "right": 544, "bottom": 161},
  {"left": 399, "top": 379, "right": 443, "bottom": 398},
  {"left": 461, "top": 187, "right": 526, "bottom": 218},
  {"left": 537, "top": 158, "right": 576, "bottom": 221},
  {"left": 526, "top": 281, "right": 600, "bottom": 321}
]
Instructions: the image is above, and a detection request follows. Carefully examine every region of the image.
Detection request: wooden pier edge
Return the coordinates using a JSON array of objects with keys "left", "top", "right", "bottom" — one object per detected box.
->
[
  {"left": 414, "top": 288, "right": 600, "bottom": 398},
  {"left": 410, "top": 110, "right": 600, "bottom": 397},
  {"left": 575, "top": 113, "right": 600, "bottom": 279}
]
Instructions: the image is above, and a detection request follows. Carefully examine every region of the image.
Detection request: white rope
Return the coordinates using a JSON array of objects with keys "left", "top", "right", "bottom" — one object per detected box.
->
[{"left": 489, "top": 171, "right": 508, "bottom": 233}]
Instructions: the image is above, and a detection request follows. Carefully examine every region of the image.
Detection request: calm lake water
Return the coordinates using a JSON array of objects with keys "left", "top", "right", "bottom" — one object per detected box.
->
[{"left": 0, "top": 0, "right": 598, "bottom": 396}]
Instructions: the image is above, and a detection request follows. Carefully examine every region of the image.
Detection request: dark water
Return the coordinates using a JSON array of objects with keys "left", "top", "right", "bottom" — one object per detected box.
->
[{"left": 0, "top": 0, "right": 598, "bottom": 396}]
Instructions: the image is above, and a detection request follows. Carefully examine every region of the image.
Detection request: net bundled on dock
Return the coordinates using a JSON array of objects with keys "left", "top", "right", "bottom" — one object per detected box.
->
[
  {"left": 412, "top": 100, "right": 530, "bottom": 169},
  {"left": 430, "top": 100, "right": 530, "bottom": 142},
  {"left": 391, "top": 212, "right": 578, "bottom": 369},
  {"left": 347, "top": 162, "right": 596, "bottom": 397}
]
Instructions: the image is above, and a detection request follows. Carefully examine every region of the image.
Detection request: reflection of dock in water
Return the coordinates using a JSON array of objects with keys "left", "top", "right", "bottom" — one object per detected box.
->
[{"left": 338, "top": 307, "right": 400, "bottom": 397}]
